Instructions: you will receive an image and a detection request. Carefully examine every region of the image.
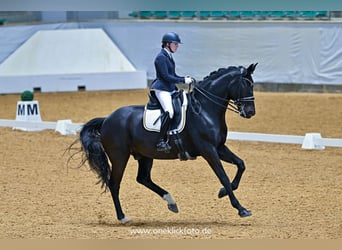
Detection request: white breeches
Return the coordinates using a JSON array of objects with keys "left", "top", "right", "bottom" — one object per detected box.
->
[{"left": 155, "top": 90, "right": 174, "bottom": 119}]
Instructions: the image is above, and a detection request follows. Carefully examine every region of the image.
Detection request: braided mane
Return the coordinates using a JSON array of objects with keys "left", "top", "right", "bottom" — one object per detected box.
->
[{"left": 200, "top": 66, "right": 240, "bottom": 85}]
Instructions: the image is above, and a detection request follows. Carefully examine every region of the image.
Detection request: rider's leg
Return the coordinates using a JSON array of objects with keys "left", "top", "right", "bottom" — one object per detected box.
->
[
  {"left": 155, "top": 90, "right": 174, "bottom": 119},
  {"left": 156, "top": 111, "right": 172, "bottom": 152},
  {"left": 155, "top": 90, "right": 173, "bottom": 152}
]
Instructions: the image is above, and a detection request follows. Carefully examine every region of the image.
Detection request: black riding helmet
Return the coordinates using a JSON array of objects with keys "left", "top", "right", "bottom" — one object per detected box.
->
[{"left": 162, "top": 32, "right": 182, "bottom": 44}]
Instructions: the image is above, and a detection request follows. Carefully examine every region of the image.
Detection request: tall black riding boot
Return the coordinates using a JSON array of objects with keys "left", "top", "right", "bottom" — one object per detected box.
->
[{"left": 156, "top": 112, "right": 172, "bottom": 152}]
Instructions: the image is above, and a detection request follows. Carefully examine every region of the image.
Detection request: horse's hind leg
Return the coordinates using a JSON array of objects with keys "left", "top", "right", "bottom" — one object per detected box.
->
[
  {"left": 136, "top": 157, "right": 179, "bottom": 213},
  {"left": 106, "top": 150, "right": 130, "bottom": 224}
]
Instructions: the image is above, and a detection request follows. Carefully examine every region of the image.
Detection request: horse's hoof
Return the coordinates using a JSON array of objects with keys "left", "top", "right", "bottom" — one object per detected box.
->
[
  {"left": 218, "top": 187, "right": 227, "bottom": 198},
  {"left": 168, "top": 203, "right": 179, "bottom": 213},
  {"left": 238, "top": 209, "right": 252, "bottom": 218},
  {"left": 120, "top": 216, "right": 132, "bottom": 224}
]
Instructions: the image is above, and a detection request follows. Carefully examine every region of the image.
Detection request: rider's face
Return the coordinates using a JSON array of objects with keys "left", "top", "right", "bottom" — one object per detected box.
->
[{"left": 169, "top": 42, "right": 179, "bottom": 53}]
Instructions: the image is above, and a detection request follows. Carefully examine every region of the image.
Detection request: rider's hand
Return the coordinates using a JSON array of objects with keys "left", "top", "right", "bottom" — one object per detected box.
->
[{"left": 184, "top": 76, "right": 194, "bottom": 84}]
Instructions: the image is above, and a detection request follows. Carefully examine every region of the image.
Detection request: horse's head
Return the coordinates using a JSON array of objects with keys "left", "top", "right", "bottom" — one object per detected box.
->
[
  {"left": 230, "top": 63, "right": 257, "bottom": 119},
  {"left": 193, "top": 63, "right": 257, "bottom": 118}
]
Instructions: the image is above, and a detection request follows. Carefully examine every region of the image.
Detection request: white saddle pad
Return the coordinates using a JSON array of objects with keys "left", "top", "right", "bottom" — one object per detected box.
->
[{"left": 143, "top": 91, "right": 188, "bottom": 133}]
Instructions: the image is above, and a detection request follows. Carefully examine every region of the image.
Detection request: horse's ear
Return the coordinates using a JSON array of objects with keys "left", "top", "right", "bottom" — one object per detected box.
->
[{"left": 247, "top": 63, "right": 258, "bottom": 75}]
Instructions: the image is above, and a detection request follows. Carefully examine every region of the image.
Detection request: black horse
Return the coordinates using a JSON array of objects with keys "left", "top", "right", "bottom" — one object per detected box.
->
[{"left": 74, "top": 63, "right": 257, "bottom": 224}]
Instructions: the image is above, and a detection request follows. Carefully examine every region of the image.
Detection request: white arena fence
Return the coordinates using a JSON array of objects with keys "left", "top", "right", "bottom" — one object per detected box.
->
[
  {"left": 0, "top": 119, "right": 341, "bottom": 150},
  {"left": 0, "top": 119, "right": 82, "bottom": 136}
]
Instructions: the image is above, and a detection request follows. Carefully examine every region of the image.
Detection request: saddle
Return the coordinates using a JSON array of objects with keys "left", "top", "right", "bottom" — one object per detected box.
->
[
  {"left": 143, "top": 90, "right": 195, "bottom": 161},
  {"left": 143, "top": 90, "right": 187, "bottom": 133}
]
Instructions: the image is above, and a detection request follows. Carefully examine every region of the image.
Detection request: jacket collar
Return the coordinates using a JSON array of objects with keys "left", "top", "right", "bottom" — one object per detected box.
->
[{"left": 163, "top": 48, "right": 173, "bottom": 59}]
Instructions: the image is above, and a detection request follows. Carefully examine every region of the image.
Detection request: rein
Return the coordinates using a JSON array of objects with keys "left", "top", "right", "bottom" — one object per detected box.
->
[
  {"left": 193, "top": 85, "right": 238, "bottom": 113},
  {"left": 190, "top": 80, "right": 254, "bottom": 114}
]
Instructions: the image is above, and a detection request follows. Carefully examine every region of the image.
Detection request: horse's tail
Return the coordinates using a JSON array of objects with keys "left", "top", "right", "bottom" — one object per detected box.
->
[{"left": 79, "top": 117, "right": 111, "bottom": 189}]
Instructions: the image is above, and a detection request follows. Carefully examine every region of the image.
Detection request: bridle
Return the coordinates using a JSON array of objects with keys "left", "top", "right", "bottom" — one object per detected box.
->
[{"left": 189, "top": 78, "right": 255, "bottom": 115}]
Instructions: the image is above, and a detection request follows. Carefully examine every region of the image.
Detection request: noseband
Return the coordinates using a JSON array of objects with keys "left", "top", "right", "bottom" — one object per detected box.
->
[{"left": 190, "top": 78, "right": 255, "bottom": 115}]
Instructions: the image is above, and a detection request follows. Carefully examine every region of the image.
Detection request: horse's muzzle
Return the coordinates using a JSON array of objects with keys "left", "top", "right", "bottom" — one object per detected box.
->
[{"left": 240, "top": 107, "right": 255, "bottom": 119}]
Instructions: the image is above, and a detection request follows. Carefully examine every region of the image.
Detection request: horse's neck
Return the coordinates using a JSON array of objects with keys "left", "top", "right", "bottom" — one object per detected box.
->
[
  {"left": 192, "top": 88, "right": 228, "bottom": 134},
  {"left": 200, "top": 77, "right": 231, "bottom": 105},
  {"left": 207, "top": 83, "right": 228, "bottom": 100},
  {"left": 190, "top": 70, "right": 238, "bottom": 130},
  {"left": 192, "top": 84, "right": 228, "bottom": 119}
]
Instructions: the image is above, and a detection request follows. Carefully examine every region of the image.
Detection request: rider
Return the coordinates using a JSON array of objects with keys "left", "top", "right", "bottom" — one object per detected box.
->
[{"left": 151, "top": 32, "right": 194, "bottom": 152}]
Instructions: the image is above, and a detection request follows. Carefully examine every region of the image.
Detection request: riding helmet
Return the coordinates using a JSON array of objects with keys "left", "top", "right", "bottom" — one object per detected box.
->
[{"left": 162, "top": 32, "right": 182, "bottom": 44}]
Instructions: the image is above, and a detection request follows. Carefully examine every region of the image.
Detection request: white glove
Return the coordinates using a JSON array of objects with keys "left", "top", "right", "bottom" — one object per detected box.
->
[{"left": 184, "top": 76, "right": 193, "bottom": 84}]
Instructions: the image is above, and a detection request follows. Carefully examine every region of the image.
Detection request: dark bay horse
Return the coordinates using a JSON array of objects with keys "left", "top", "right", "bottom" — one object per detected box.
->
[{"left": 74, "top": 63, "right": 257, "bottom": 224}]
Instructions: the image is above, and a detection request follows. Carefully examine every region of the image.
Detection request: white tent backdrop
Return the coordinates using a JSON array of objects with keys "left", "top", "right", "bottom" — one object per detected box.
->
[
  {"left": 0, "top": 29, "right": 137, "bottom": 75},
  {"left": 0, "top": 21, "right": 341, "bottom": 93},
  {"left": 0, "top": 27, "right": 146, "bottom": 93}
]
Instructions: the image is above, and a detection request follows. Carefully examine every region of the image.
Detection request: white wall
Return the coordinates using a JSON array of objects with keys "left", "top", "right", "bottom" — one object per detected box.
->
[{"left": 0, "top": 20, "right": 341, "bottom": 90}]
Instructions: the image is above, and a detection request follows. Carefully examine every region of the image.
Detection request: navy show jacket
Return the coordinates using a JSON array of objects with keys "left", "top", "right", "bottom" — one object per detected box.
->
[{"left": 151, "top": 49, "right": 185, "bottom": 92}]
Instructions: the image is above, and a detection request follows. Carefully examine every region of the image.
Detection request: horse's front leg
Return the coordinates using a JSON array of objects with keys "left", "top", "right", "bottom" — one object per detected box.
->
[
  {"left": 202, "top": 146, "right": 251, "bottom": 217},
  {"left": 217, "top": 145, "right": 246, "bottom": 199}
]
